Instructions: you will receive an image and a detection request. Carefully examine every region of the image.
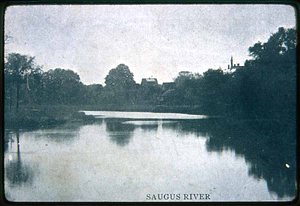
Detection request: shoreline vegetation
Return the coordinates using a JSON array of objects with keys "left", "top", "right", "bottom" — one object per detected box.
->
[
  {"left": 4, "top": 103, "right": 293, "bottom": 134},
  {"left": 4, "top": 27, "right": 296, "bottom": 134},
  {"left": 4, "top": 104, "right": 212, "bottom": 130}
]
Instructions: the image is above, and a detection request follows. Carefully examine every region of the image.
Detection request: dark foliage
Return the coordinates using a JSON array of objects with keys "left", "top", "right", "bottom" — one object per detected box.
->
[{"left": 4, "top": 27, "right": 296, "bottom": 128}]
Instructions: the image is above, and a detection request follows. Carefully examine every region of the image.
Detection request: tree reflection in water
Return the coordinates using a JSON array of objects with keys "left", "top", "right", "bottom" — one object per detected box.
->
[
  {"left": 140, "top": 123, "right": 158, "bottom": 131},
  {"left": 5, "top": 130, "right": 35, "bottom": 187},
  {"left": 105, "top": 120, "right": 135, "bottom": 146},
  {"left": 104, "top": 117, "right": 297, "bottom": 199},
  {"left": 162, "top": 119, "right": 212, "bottom": 138},
  {"left": 205, "top": 119, "right": 297, "bottom": 199}
]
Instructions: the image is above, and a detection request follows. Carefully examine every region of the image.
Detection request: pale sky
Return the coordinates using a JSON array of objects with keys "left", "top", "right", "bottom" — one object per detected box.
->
[{"left": 4, "top": 4, "right": 296, "bottom": 85}]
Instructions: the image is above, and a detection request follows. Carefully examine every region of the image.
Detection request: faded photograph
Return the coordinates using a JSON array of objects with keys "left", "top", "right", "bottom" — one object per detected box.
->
[{"left": 3, "top": 4, "right": 297, "bottom": 202}]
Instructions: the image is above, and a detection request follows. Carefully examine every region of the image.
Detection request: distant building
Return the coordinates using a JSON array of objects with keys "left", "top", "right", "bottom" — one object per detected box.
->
[
  {"left": 162, "top": 82, "right": 175, "bottom": 91},
  {"left": 178, "top": 71, "right": 193, "bottom": 77},
  {"left": 228, "top": 56, "right": 244, "bottom": 71},
  {"left": 141, "top": 77, "right": 158, "bottom": 86}
]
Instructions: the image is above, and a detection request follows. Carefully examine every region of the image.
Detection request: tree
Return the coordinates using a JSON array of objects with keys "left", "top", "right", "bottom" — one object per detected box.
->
[
  {"left": 4, "top": 53, "right": 36, "bottom": 112},
  {"left": 42, "top": 68, "right": 83, "bottom": 104},
  {"left": 200, "top": 68, "right": 232, "bottom": 114},
  {"left": 21, "top": 65, "right": 43, "bottom": 105},
  {"left": 203, "top": 69, "right": 227, "bottom": 86},
  {"left": 104, "top": 64, "right": 136, "bottom": 104},
  {"left": 82, "top": 84, "right": 104, "bottom": 104},
  {"left": 105, "top": 64, "right": 136, "bottom": 90},
  {"left": 247, "top": 27, "right": 296, "bottom": 70},
  {"left": 171, "top": 71, "right": 203, "bottom": 105},
  {"left": 239, "top": 27, "right": 296, "bottom": 120},
  {"left": 174, "top": 71, "right": 201, "bottom": 88}
]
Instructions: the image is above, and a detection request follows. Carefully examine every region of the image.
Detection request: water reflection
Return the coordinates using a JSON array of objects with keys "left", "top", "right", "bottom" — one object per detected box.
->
[
  {"left": 25, "top": 123, "right": 84, "bottom": 145},
  {"left": 105, "top": 120, "right": 135, "bottom": 146},
  {"left": 4, "top": 113, "right": 297, "bottom": 201},
  {"left": 161, "top": 120, "right": 208, "bottom": 138},
  {"left": 140, "top": 124, "right": 158, "bottom": 131},
  {"left": 123, "top": 120, "right": 159, "bottom": 131},
  {"left": 4, "top": 130, "right": 12, "bottom": 152},
  {"left": 161, "top": 121, "right": 180, "bottom": 130},
  {"left": 205, "top": 120, "right": 297, "bottom": 199},
  {"left": 178, "top": 120, "right": 212, "bottom": 137},
  {"left": 5, "top": 130, "right": 35, "bottom": 187},
  {"left": 104, "top": 117, "right": 297, "bottom": 199}
]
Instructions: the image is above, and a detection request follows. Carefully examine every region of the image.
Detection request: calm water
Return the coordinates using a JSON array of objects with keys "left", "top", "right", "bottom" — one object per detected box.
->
[{"left": 4, "top": 111, "right": 297, "bottom": 202}]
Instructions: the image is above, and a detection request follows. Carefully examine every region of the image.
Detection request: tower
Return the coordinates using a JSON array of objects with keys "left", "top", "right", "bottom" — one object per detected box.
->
[{"left": 230, "top": 56, "right": 233, "bottom": 69}]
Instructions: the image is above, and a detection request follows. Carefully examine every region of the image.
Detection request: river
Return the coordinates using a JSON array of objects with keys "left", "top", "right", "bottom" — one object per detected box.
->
[{"left": 4, "top": 111, "right": 297, "bottom": 202}]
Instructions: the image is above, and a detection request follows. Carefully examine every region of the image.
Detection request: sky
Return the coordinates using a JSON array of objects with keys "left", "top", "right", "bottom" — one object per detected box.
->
[{"left": 4, "top": 4, "right": 296, "bottom": 85}]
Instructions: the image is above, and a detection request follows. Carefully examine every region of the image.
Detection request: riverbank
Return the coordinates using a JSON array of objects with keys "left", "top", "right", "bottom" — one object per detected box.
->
[
  {"left": 4, "top": 104, "right": 294, "bottom": 134},
  {"left": 83, "top": 104, "right": 210, "bottom": 115},
  {"left": 4, "top": 105, "right": 96, "bottom": 129},
  {"left": 4, "top": 104, "right": 209, "bottom": 129}
]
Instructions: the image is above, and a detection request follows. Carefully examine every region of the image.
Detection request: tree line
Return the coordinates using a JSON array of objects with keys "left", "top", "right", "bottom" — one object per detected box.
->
[{"left": 4, "top": 27, "right": 296, "bottom": 122}]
